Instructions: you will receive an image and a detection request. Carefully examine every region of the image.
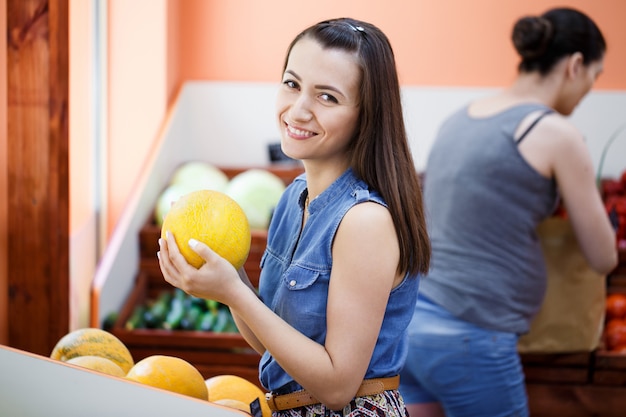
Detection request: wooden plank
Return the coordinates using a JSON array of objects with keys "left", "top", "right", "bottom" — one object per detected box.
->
[
  {"left": 594, "top": 351, "right": 626, "bottom": 371},
  {"left": 521, "top": 352, "right": 592, "bottom": 367},
  {"left": 6, "top": 0, "right": 69, "bottom": 355},
  {"left": 527, "top": 384, "right": 626, "bottom": 417},
  {"left": 524, "top": 366, "right": 590, "bottom": 384},
  {"left": 592, "top": 369, "right": 626, "bottom": 386}
]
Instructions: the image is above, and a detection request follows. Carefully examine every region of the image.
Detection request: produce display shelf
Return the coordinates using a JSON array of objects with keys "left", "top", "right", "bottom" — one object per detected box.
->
[
  {"left": 110, "top": 165, "right": 304, "bottom": 389},
  {"left": 0, "top": 345, "right": 244, "bottom": 417}
]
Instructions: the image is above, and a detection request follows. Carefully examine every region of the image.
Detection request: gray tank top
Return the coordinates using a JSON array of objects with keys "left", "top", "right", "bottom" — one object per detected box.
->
[{"left": 419, "top": 103, "right": 558, "bottom": 334}]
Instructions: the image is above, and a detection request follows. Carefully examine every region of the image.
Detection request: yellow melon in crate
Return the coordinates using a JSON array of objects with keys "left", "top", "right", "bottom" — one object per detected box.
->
[
  {"left": 126, "top": 355, "right": 208, "bottom": 400},
  {"left": 50, "top": 327, "right": 134, "bottom": 374},
  {"left": 206, "top": 374, "right": 271, "bottom": 417}
]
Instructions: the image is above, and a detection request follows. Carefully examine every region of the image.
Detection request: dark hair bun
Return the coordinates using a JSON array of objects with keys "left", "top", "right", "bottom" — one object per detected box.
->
[{"left": 512, "top": 16, "right": 553, "bottom": 60}]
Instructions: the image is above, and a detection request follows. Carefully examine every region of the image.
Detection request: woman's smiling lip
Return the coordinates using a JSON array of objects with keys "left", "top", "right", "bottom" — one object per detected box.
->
[{"left": 285, "top": 122, "right": 317, "bottom": 139}]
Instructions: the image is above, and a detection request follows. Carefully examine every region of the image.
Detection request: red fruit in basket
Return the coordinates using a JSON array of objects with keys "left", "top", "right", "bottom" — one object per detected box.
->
[
  {"left": 602, "top": 179, "right": 624, "bottom": 197},
  {"left": 606, "top": 293, "right": 626, "bottom": 320},
  {"left": 605, "top": 318, "right": 626, "bottom": 350},
  {"left": 611, "top": 344, "right": 626, "bottom": 354}
]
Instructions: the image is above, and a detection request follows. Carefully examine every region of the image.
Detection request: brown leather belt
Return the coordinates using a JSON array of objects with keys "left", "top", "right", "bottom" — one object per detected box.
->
[{"left": 265, "top": 375, "right": 400, "bottom": 411}]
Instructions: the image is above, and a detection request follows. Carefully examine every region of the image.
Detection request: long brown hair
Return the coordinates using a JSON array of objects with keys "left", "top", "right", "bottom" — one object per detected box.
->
[{"left": 283, "top": 18, "right": 430, "bottom": 276}]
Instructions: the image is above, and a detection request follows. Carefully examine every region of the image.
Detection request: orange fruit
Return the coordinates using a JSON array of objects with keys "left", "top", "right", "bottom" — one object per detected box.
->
[
  {"left": 161, "top": 190, "right": 251, "bottom": 269},
  {"left": 66, "top": 355, "right": 126, "bottom": 377},
  {"left": 205, "top": 374, "right": 271, "bottom": 417},
  {"left": 50, "top": 327, "right": 135, "bottom": 374},
  {"left": 126, "top": 355, "right": 208, "bottom": 400}
]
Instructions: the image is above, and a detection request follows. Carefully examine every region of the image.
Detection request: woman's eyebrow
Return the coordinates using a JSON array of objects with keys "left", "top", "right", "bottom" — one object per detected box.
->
[{"left": 284, "top": 69, "right": 347, "bottom": 98}]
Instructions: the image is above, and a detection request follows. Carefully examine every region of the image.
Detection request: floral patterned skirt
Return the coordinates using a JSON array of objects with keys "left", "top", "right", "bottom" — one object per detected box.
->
[{"left": 271, "top": 390, "right": 408, "bottom": 417}]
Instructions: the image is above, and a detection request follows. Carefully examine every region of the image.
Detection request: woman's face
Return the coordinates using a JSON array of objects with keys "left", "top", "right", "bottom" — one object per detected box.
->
[
  {"left": 276, "top": 37, "right": 361, "bottom": 164},
  {"left": 555, "top": 57, "right": 604, "bottom": 115}
]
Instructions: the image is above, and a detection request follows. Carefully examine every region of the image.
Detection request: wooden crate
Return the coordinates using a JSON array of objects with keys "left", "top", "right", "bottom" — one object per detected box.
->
[
  {"left": 111, "top": 262, "right": 263, "bottom": 387},
  {"left": 592, "top": 274, "right": 626, "bottom": 386},
  {"left": 527, "top": 383, "right": 626, "bottom": 417},
  {"left": 521, "top": 352, "right": 593, "bottom": 384},
  {"left": 592, "top": 350, "right": 626, "bottom": 386}
]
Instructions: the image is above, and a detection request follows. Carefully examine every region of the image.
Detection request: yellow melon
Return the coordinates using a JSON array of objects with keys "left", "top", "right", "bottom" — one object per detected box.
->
[
  {"left": 213, "top": 398, "right": 253, "bottom": 415},
  {"left": 161, "top": 190, "right": 251, "bottom": 269},
  {"left": 205, "top": 374, "right": 271, "bottom": 417},
  {"left": 50, "top": 328, "right": 134, "bottom": 374},
  {"left": 125, "top": 355, "right": 208, "bottom": 400},
  {"left": 66, "top": 355, "right": 126, "bottom": 377}
]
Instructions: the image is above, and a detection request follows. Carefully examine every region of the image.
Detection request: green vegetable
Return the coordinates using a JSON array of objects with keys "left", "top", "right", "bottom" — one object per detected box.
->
[
  {"left": 102, "top": 311, "right": 119, "bottom": 332},
  {"left": 163, "top": 296, "right": 185, "bottom": 330},
  {"left": 206, "top": 299, "right": 219, "bottom": 312},
  {"left": 125, "top": 305, "right": 146, "bottom": 330},
  {"left": 212, "top": 308, "right": 230, "bottom": 333},
  {"left": 148, "top": 290, "right": 174, "bottom": 327},
  {"left": 197, "top": 310, "right": 216, "bottom": 331},
  {"left": 180, "top": 305, "right": 203, "bottom": 330}
]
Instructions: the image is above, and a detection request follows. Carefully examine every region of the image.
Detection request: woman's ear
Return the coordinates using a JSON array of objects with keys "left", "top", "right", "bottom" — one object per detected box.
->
[{"left": 566, "top": 52, "right": 584, "bottom": 79}]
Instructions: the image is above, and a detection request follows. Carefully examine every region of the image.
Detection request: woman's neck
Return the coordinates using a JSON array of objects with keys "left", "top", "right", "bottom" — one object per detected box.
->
[{"left": 302, "top": 158, "right": 350, "bottom": 200}]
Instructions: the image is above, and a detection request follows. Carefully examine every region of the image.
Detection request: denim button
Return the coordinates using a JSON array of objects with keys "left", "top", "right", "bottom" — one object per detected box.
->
[{"left": 289, "top": 280, "right": 297, "bottom": 287}]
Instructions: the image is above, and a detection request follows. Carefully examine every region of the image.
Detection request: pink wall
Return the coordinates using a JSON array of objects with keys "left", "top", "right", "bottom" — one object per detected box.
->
[
  {"left": 106, "top": 0, "right": 626, "bottom": 241},
  {"left": 107, "top": 0, "right": 169, "bottom": 237},
  {"left": 174, "top": 0, "right": 626, "bottom": 90}
]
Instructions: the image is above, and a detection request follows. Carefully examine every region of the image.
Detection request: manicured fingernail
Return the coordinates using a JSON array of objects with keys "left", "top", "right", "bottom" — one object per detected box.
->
[
  {"left": 156, "top": 251, "right": 161, "bottom": 259},
  {"left": 189, "top": 238, "right": 198, "bottom": 249}
]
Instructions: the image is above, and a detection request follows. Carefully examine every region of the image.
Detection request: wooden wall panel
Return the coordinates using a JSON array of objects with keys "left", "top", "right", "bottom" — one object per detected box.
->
[{"left": 5, "top": 0, "right": 69, "bottom": 355}]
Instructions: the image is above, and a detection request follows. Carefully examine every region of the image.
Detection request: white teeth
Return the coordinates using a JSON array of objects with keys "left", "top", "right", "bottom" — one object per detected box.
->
[{"left": 288, "top": 125, "right": 314, "bottom": 137}]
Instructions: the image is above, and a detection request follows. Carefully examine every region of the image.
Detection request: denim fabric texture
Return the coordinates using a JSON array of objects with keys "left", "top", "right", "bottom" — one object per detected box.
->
[
  {"left": 399, "top": 295, "right": 528, "bottom": 417},
  {"left": 258, "top": 168, "right": 419, "bottom": 393}
]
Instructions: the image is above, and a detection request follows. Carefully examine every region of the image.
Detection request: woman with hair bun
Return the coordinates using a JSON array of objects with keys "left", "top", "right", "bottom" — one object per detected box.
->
[{"left": 399, "top": 7, "right": 617, "bottom": 417}]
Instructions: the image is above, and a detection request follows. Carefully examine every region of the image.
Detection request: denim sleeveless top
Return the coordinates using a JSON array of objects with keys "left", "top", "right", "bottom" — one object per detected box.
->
[
  {"left": 419, "top": 103, "right": 558, "bottom": 334},
  {"left": 258, "top": 168, "right": 419, "bottom": 393}
]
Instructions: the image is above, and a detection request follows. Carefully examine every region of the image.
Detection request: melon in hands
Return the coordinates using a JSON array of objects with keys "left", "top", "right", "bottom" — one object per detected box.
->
[{"left": 161, "top": 189, "right": 251, "bottom": 269}]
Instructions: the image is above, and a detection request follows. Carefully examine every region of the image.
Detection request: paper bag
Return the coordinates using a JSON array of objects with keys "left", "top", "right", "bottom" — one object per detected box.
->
[{"left": 517, "top": 217, "right": 606, "bottom": 353}]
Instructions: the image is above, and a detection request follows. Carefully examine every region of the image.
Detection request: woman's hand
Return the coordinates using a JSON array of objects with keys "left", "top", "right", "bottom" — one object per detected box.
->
[{"left": 157, "top": 231, "right": 245, "bottom": 305}]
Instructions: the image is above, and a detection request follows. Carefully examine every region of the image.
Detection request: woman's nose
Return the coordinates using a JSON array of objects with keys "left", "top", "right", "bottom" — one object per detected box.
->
[{"left": 289, "top": 94, "right": 313, "bottom": 122}]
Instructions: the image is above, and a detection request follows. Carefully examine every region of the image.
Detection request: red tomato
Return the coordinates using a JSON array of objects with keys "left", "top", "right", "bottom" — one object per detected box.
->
[
  {"left": 602, "top": 179, "right": 624, "bottom": 197},
  {"left": 605, "top": 318, "right": 626, "bottom": 350},
  {"left": 606, "top": 293, "right": 626, "bottom": 320}
]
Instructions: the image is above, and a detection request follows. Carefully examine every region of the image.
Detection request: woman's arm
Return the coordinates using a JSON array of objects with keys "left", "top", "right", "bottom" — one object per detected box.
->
[
  {"left": 519, "top": 116, "right": 618, "bottom": 273},
  {"left": 230, "top": 268, "right": 265, "bottom": 354},
  {"left": 158, "top": 201, "right": 400, "bottom": 409}
]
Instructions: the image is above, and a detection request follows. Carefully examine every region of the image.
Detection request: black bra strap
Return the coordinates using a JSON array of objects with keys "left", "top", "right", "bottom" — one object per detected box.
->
[{"left": 515, "top": 109, "right": 554, "bottom": 144}]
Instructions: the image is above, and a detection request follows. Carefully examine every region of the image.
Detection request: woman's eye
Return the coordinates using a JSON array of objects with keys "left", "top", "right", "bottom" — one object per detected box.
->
[
  {"left": 320, "top": 93, "right": 338, "bottom": 104},
  {"left": 283, "top": 80, "right": 298, "bottom": 89}
]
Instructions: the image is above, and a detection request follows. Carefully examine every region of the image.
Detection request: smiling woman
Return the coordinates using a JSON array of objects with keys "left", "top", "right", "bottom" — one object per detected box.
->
[{"left": 158, "top": 17, "right": 430, "bottom": 416}]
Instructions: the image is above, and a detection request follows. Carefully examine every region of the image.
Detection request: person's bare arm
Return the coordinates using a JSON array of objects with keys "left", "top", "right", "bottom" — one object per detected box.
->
[
  {"left": 520, "top": 116, "right": 617, "bottom": 273},
  {"left": 159, "top": 202, "right": 400, "bottom": 409}
]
